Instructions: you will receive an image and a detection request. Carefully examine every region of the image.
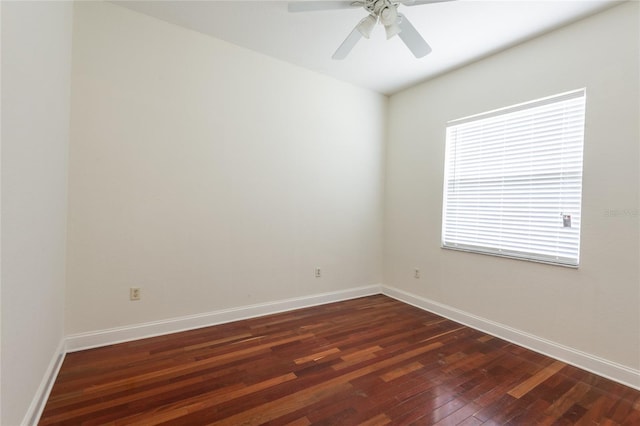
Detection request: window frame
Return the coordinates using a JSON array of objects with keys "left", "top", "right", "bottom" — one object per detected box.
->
[{"left": 441, "top": 89, "right": 587, "bottom": 267}]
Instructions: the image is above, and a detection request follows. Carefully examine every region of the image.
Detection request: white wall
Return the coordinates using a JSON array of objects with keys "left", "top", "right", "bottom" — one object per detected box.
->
[
  {"left": 1, "top": 2, "right": 73, "bottom": 425},
  {"left": 65, "top": 2, "right": 387, "bottom": 334},
  {"left": 385, "top": 1, "right": 639, "bottom": 371}
]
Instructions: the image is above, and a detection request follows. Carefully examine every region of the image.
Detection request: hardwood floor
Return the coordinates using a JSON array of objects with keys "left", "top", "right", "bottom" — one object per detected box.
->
[{"left": 40, "top": 295, "right": 640, "bottom": 425}]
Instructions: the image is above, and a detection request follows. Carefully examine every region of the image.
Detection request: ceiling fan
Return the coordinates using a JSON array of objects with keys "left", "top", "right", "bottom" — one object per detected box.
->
[{"left": 288, "top": 0, "right": 454, "bottom": 60}]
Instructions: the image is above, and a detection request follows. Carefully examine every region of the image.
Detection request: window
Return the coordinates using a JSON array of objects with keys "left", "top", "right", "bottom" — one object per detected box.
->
[{"left": 442, "top": 89, "right": 586, "bottom": 267}]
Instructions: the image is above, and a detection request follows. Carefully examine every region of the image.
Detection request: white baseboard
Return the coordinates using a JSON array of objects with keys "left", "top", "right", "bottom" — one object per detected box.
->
[
  {"left": 66, "top": 284, "right": 382, "bottom": 352},
  {"left": 382, "top": 285, "right": 640, "bottom": 391},
  {"left": 23, "top": 339, "right": 66, "bottom": 426}
]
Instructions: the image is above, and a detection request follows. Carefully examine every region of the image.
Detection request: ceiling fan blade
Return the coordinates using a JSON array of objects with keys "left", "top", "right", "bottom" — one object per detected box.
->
[
  {"left": 288, "top": 1, "right": 362, "bottom": 13},
  {"left": 397, "top": 14, "right": 432, "bottom": 58},
  {"left": 401, "top": 0, "right": 455, "bottom": 6},
  {"left": 332, "top": 27, "right": 363, "bottom": 60}
]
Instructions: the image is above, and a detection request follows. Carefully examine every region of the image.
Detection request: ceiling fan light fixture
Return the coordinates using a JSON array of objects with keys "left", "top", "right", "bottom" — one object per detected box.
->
[
  {"left": 357, "top": 14, "right": 377, "bottom": 38},
  {"left": 379, "top": 5, "right": 397, "bottom": 26},
  {"left": 384, "top": 22, "right": 401, "bottom": 39}
]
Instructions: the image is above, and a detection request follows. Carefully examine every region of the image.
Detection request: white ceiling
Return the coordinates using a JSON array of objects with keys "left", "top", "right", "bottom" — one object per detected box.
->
[{"left": 114, "top": 0, "right": 621, "bottom": 95}]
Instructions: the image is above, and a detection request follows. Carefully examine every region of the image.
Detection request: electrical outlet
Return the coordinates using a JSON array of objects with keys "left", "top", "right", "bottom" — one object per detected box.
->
[
  {"left": 315, "top": 267, "right": 321, "bottom": 278},
  {"left": 414, "top": 268, "right": 420, "bottom": 279},
  {"left": 130, "top": 287, "right": 141, "bottom": 301}
]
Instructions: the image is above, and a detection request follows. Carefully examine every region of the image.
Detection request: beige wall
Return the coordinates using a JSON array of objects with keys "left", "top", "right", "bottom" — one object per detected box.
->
[
  {"left": 65, "top": 2, "right": 387, "bottom": 334},
  {"left": 384, "top": 1, "right": 639, "bottom": 370},
  {"left": 1, "top": 2, "right": 73, "bottom": 424}
]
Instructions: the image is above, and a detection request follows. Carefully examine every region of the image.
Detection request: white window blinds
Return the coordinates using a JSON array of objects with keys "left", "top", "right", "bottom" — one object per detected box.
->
[{"left": 442, "top": 89, "right": 586, "bottom": 267}]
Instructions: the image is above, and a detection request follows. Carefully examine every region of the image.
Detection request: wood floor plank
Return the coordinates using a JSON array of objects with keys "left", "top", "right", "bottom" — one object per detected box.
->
[
  {"left": 380, "top": 361, "right": 423, "bottom": 382},
  {"left": 284, "top": 416, "right": 312, "bottom": 426},
  {"left": 39, "top": 295, "right": 640, "bottom": 425},
  {"left": 507, "top": 359, "right": 567, "bottom": 398},
  {"left": 544, "top": 381, "right": 592, "bottom": 418},
  {"left": 358, "top": 413, "right": 392, "bottom": 426},
  {"left": 294, "top": 347, "right": 341, "bottom": 364}
]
